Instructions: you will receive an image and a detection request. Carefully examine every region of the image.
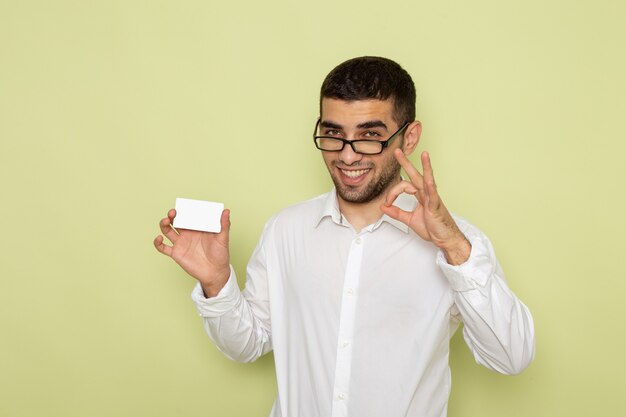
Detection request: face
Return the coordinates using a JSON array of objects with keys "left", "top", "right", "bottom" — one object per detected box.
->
[{"left": 319, "top": 98, "right": 405, "bottom": 204}]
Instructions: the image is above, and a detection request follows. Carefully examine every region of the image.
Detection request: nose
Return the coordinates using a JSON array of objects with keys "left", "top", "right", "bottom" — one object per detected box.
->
[{"left": 338, "top": 142, "right": 363, "bottom": 166}]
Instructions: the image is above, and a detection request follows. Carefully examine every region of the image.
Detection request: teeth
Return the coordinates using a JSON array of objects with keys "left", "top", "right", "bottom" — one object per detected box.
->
[{"left": 341, "top": 169, "right": 369, "bottom": 178}]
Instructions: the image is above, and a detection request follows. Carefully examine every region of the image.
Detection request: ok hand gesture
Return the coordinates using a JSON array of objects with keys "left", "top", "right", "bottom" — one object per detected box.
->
[
  {"left": 154, "top": 209, "right": 231, "bottom": 297},
  {"left": 381, "top": 149, "right": 471, "bottom": 265}
]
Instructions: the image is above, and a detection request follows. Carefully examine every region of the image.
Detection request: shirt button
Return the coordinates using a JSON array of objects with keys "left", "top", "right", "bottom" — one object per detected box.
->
[
  {"left": 347, "top": 288, "right": 354, "bottom": 295},
  {"left": 355, "top": 237, "right": 362, "bottom": 245},
  {"left": 337, "top": 393, "right": 346, "bottom": 400},
  {"left": 342, "top": 341, "right": 350, "bottom": 348}
]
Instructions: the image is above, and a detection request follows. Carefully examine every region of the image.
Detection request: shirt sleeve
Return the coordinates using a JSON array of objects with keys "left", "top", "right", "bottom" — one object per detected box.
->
[
  {"left": 190, "top": 226, "right": 273, "bottom": 363},
  {"left": 436, "top": 217, "right": 536, "bottom": 375}
]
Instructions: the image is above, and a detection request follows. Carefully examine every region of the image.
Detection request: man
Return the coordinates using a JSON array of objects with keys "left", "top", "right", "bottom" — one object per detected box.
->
[{"left": 154, "top": 56, "right": 535, "bottom": 417}]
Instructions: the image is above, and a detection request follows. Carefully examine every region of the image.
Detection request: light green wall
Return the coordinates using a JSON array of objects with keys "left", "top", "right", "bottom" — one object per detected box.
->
[{"left": 1, "top": 1, "right": 624, "bottom": 416}]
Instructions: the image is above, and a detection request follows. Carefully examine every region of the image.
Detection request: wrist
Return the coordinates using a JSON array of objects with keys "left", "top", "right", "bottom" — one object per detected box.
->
[
  {"left": 200, "top": 267, "right": 231, "bottom": 298},
  {"left": 440, "top": 234, "right": 471, "bottom": 266}
]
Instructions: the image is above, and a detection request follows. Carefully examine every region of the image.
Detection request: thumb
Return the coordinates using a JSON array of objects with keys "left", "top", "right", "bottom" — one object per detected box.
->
[{"left": 218, "top": 208, "right": 231, "bottom": 244}]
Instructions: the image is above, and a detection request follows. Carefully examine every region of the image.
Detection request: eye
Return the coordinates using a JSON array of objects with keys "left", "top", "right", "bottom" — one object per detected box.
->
[
  {"left": 323, "top": 129, "right": 342, "bottom": 137},
  {"left": 362, "top": 130, "right": 382, "bottom": 138}
]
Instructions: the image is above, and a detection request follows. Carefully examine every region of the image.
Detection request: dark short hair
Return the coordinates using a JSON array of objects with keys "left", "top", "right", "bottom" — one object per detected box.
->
[{"left": 320, "top": 56, "right": 416, "bottom": 126}]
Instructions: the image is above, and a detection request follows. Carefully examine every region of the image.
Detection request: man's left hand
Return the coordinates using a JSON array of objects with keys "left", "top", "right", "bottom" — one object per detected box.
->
[{"left": 381, "top": 149, "right": 471, "bottom": 265}]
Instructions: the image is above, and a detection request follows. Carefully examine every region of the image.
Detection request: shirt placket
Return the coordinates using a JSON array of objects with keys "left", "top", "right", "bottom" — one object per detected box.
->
[{"left": 331, "top": 232, "right": 366, "bottom": 417}]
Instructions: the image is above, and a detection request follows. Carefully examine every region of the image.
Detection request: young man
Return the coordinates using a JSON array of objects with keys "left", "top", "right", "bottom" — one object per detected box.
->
[{"left": 154, "top": 56, "right": 535, "bottom": 417}]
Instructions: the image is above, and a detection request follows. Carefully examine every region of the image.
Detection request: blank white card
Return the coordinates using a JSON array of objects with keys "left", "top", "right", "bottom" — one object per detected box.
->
[{"left": 173, "top": 198, "right": 224, "bottom": 233}]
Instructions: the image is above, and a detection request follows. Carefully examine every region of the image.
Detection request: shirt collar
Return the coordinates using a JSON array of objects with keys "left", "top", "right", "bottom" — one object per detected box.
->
[
  {"left": 316, "top": 188, "right": 343, "bottom": 227},
  {"left": 315, "top": 188, "right": 416, "bottom": 233}
]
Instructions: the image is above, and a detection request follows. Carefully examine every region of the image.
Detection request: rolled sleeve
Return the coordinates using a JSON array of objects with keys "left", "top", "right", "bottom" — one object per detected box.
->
[
  {"left": 191, "top": 265, "right": 242, "bottom": 318},
  {"left": 436, "top": 217, "right": 535, "bottom": 374},
  {"left": 436, "top": 234, "right": 494, "bottom": 292}
]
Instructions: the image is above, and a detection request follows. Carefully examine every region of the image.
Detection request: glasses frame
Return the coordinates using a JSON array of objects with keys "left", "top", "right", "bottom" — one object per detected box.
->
[{"left": 313, "top": 119, "right": 410, "bottom": 155}]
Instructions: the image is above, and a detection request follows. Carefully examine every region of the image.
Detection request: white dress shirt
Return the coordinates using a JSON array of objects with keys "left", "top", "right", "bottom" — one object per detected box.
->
[{"left": 192, "top": 190, "right": 535, "bottom": 417}]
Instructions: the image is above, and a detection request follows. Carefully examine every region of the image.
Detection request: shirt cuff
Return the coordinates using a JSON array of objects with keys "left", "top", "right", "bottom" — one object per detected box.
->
[
  {"left": 191, "top": 265, "right": 241, "bottom": 317},
  {"left": 436, "top": 234, "right": 494, "bottom": 292}
]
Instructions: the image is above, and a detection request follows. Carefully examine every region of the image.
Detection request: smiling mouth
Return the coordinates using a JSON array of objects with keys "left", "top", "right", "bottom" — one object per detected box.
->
[{"left": 340, "top": 168, "right": 370, "bottom": 178}]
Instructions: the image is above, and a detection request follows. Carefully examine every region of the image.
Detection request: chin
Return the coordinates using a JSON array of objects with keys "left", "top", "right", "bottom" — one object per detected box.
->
[{"left": 335, "top": 182, "right": 381, "bottom": 204}]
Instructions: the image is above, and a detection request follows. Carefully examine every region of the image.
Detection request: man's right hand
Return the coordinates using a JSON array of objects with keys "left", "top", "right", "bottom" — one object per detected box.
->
[{"left": 154, "top": 208, "right": 231, "bottom": 297}]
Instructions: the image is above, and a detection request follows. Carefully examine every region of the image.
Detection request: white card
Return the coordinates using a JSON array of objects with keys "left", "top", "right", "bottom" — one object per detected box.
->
[{"left": 173, "top": 198, "right": 224, "bottom": 233}]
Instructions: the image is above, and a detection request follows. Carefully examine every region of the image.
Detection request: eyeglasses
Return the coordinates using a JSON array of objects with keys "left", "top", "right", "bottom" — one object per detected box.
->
[{"left": 313, "top": 119, "right": 409, "bottom": 155}]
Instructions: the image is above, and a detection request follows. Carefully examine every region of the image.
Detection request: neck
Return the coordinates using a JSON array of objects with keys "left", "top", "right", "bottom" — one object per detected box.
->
[{"left": 337, "top": 175, "right": 401, "bottom": 233}]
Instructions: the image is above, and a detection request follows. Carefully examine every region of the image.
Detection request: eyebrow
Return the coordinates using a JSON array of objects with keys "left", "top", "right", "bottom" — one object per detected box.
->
[
  {"left": 357, "top": 120, "right": 388, "bottom": 130},
  {"left": 319, "top": 120, "right": 343, "bottom": 130},
  {"left": 319, "top": 120, "right": 389, "bottom": 131}
]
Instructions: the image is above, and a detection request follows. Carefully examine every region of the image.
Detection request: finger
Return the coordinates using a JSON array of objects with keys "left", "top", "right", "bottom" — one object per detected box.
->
[
  {"left": 153, "top": 235, "right": 173, "bottom": 257},
  {"left": 384, "top": 180, "right": 419, "bottom": 206},
  {"left": 421, "top": 152, "right": 441, "bottom": 210},
  {"left": 394, "top": 148, "right": 424, "bottom": 189},
  {"left": 168, "top": 208, "right": 176, "bottom": 223},
  {"left": 380, "top": 203, "right": 416, "bottom": 226},
  {"left": 159, "top": 215, "right": 179, "bottom": 243},
  {"left": 421, "top": 151, "right": 435, "bottom": 190}
]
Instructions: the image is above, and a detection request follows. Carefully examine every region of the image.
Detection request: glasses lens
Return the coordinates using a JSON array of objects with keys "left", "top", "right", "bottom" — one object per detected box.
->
[
  {"left": 353, "top": 141, "right": 383, "bottom": 155},
  {"left": 316, "top": 137, "right": 344, "bottom": 151}
]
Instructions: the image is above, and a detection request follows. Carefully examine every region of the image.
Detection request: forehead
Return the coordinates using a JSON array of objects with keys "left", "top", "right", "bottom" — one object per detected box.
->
[{"left": 321, "top": 98, "right": 395, "bottom": 127}]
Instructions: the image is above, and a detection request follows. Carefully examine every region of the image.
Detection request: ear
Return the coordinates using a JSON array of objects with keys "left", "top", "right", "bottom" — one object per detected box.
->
[{"left": 401, "top": 121, "right": 422, "bottom": 156}]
